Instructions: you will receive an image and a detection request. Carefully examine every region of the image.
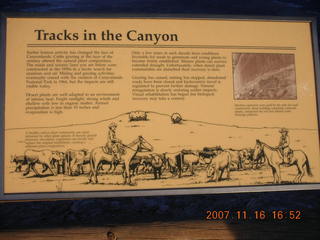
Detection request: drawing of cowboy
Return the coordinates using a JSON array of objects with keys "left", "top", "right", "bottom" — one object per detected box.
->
[
  {"left": 105, "top": 122, "right": 122, "bottom": 161},
  {"left": 278, "top": 128, "right": 292, "bottom": 164}
]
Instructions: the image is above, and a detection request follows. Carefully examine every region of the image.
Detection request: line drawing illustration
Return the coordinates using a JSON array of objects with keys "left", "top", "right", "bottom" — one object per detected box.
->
[{"left": 4, "top": 110, "right": 319, "bottom": 194}]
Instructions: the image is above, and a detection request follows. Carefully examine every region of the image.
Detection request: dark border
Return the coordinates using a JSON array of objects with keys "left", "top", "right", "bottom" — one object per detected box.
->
[
  {"left": 1, "top": 13, "right": 320, "bottom": 201},
  {"left": 0, "top": 14, "right": 7, "bottom": 200}
]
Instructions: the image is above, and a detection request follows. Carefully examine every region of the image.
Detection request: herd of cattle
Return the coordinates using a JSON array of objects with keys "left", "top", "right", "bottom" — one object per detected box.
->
[{"left": 11, "top": 144, "right": 265, "bottom": 183}]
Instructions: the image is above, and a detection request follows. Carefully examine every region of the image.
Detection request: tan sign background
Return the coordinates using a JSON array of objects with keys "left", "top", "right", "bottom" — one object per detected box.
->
[{"left": 4, "top": 18, "right": 320, "bottom": 194}]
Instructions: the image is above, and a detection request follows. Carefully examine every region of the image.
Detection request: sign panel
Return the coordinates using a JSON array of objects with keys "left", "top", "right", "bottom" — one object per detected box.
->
[{"left": 1, "top": 16, "right": 320, "bottom": 200}]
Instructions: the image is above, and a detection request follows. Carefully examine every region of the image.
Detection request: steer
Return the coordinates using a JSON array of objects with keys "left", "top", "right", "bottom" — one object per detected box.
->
[
  {"left": 207, "top": 151, "right": 231, "bottom": 182},
  {"left": 151, "top": 153, "right": 166, "bottom": 179},
  {"left": 225, "top": 149, "right": 244, "bottom": 170},
  {"left": 11, "top": 155, "right": 27, "bottom": 172},
  {"left": 65, "top": 149, "right": 90, "bottom": 175},
  {"left": 164, "top": 152, "right": 183, "bottom": 178},
  {"left": 23, "top": 150, "right": 62, "bottom": 176},
  {"left": 177, "top": 150, "right": 202, "bottom": 176}
]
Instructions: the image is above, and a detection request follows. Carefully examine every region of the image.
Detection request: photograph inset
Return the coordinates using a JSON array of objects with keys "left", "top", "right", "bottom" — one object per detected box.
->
[{"left": 233, "top": 53, "right": 297, "bottom": 100}]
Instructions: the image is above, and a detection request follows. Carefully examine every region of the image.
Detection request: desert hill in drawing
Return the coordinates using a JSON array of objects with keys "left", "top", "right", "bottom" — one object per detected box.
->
[{"left": 4, "top": 110, "right": 319, "bottom": 193}]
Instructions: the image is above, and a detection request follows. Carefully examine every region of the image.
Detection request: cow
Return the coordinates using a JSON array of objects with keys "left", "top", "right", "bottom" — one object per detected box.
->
[
  {"left": 150, "top": 153, "right": 166, "bottom": 179},
  {"left": 200, "top": 146, "right": 223, "bottom": 159},
  {"left": 129, "top": 111, "right": 148, "bottom": 121},
  {"left": 242, "top": 148, "right": 265, "bottom": 169},
  {"left": 131, "top": 152, "right": 155, "bottom": 175},
  {"left": 11, "top": 155, "right": 27, "bottom": 172},
  {"left": 239, "top": 148, "right": 255, "bottom": 169},
  {"left": 132, "top": 152, "right": 168, "bottom": 179},
  {"left": 207, "top": 150, "right": 231, "bottom": 182},
  {"left": 225, "top": 149, "right": 244, "bottom": 170},
  {"left": 164, "top": 152, "right": 183, "bottom": 178},
  {"left": 176, "top": 150, "right": 203, "bottom": 176},
  {"left": 129, "top": 157, "right": 143, "bottom": 176},
  {"left": 23, "top": 150, "right": 63, "bottom": 176},
  {"left": 65, "top": 149, "right": 90, "bottom": 175}
]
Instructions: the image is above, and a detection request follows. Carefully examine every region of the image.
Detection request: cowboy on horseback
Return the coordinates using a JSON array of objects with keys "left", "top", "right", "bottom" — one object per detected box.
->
[
  {"left": 105, "top": 122, "right": 122, "bottom": 162},
  {"left": 278, "top": 128, "right": 292, "bottom": 164}
]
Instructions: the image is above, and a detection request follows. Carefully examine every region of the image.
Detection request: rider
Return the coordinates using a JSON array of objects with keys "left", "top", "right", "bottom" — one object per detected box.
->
[
  {"left": 106, "top": 122, "right": 122, "bottom": 162},
  {"left": 278, "top": 128, "right": 292, "bottom": 164}
]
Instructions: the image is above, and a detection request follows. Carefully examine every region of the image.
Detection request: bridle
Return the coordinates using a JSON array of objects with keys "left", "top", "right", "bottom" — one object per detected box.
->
[{"left": 120, "top": 136, "right": 153, "bottom": 152}]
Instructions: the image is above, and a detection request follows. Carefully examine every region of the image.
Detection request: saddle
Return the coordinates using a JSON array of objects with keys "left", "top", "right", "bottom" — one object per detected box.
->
[
  {"left": 102, "top": 146, "right": 112, "bottom": 155},
  {"left": 103, "top": 144, "right": 126, "bottom": 155},
  {"left": 278, "top": 147, "right": 293, "bottom": 164}
]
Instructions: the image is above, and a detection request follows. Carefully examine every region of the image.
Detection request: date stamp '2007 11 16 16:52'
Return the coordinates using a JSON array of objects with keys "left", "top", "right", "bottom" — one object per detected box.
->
[{"left": 206, "top": 210, "right": 302, "bottom": 221}]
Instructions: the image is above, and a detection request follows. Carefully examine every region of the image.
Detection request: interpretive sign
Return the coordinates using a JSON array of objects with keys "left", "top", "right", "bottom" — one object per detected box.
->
[{"left": 1, "top": 15, "right": 320, "bottom": 200}]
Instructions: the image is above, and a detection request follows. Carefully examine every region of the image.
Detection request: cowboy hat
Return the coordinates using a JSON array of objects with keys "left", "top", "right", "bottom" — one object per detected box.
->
[
  {"left": 108, "top": 122, "right": 117, "bottom": 128},
  {"left": 279, "top": 128, "right": 288, "bottom": 133}
]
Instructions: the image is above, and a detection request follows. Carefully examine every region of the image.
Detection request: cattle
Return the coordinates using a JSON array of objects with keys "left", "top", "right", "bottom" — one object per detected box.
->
[
  {"left": 242, "top": 148, "right": 265, "bottom": 169},
  {"left": 150, "top": 153, "right": 166, "bottom": 179},
  {"left": 129, "top": 111, "right": 148, "bottom": 121},
  {"left": 129, "top": 157, "right": 143, "bottom": 176},
  {"left": 239, "top": 148, "right": 254, "bottom": 169},
  {"left": 176, "top": 150, "right": 203, "bottom": 176},
  {"left": 225, "top": 149, "right": 245, "bottom": 170},
  {"left": 203, "top": 146, "right": 223, "bottom": 153},
  {"left": 164, "top": 152, "right": 183, "bottom": 178},
  {"left": 126, "top": 151, "right": 166, "bottom": 178},
  {"left": 200, "top": 146, "right": 223, "bottom": 159},
  {"left": 65, "top": 149, "right": 90, "bottom": 175},
  {"left": 132, "top": 152, "right": 167, "bottom": 179},
  {"left": 11, "top": 155, "right": 27, "bottom": 172},
  {"left": 207, "top": 151, "right": 231, "bottom": 182},
  {"left": 171, "top": 113, "right": 182, "bottom": 124},
  {"left": 23, "top": 150, "right": 63, "bottom": 176},
  {"left": 130, "top": 152, "right": 155, "bottom": 175}
]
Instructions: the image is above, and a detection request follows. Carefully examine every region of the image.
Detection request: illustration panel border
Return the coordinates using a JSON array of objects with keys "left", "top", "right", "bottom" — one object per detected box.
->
[{"left": 1, "top": 13, "right": 320, "bottom": 201}]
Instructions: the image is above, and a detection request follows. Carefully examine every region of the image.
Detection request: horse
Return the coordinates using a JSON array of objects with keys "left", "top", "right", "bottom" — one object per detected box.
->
[
  {"left": 88, "top": 142, "right": 123, "bottom": 184},
  {"left": 206, "top": 151, "right": 231, "bottom": 182},
  {"left": 253, "top": 139, "right": 312, "bottom": 183},
  {"left": 88, "top": 136, "right": 153, "bottom": 184},
  {"left": 121, "top": 136, "right": 153, "bottom": 184}
]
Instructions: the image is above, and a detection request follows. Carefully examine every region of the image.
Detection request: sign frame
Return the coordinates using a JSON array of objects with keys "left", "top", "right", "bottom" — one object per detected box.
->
[{"left": 1, "top": 13, "right": 320, "bottom": 201}]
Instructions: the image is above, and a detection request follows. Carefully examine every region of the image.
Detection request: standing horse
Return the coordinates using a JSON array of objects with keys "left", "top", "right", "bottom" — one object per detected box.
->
[
  {"left": 121, "top": 136, "right": 153, "bottom": 184},
  {"left": 253, "top": 139, "right": 312, "bottom": 183},
  {"left": 88, "top": 136, "right": 153, "bottom": 184},
  {"left": 88, "top": 144, "right": 121, "bottom": 184}
]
